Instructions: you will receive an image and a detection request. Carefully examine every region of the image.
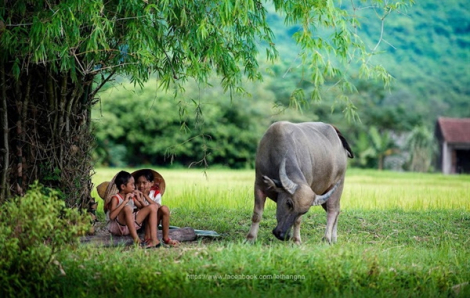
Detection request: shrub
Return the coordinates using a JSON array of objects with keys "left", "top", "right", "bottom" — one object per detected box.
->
[{"left": 0, "top": 182, "right": 90, "bottom": 297}]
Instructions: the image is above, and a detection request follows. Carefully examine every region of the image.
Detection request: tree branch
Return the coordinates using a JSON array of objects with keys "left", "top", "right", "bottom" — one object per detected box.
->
[{"left": 90, "top": 68, "right": 117, "bottom": 99}]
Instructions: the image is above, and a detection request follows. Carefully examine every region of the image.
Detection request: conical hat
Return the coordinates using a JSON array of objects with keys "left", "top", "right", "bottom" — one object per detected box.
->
[
  {"left": 96, "top": 181, "right": 110, "bottom": 200},
  {"left": 96, "top": 173, "right": 119, "bottom": 212},
  {"left": 131, "top": 169, "right": 166, "bottom": 196}
]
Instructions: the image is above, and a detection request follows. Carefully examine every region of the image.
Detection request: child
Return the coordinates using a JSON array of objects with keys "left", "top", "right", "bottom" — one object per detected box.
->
[
  {"left": 132, "top": 169, "right": 180, "bottom": 247},
  {"left": 105, "top": 170, "right": 161, "bottom": 248}
]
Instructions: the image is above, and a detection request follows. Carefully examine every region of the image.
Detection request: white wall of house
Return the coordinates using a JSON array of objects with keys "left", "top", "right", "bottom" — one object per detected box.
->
[{"left": 442, "top": 142, "right": 452, "bottom": 174}]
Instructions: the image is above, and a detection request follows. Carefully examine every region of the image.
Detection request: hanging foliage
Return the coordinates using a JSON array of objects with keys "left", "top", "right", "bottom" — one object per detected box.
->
[{"left": 0, "top": 0, "right": 411, "bottom": 206}]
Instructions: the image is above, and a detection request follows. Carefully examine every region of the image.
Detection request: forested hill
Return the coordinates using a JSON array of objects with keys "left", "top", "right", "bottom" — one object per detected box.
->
[{"left": 267, "top": 0, "right": 470, "bottom": 123}]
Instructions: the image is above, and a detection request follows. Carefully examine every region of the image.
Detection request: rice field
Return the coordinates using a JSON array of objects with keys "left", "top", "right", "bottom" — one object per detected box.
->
[
  {"left": 92, "top": 167, "right": 470, "bottom": 213},
  {"left": 343, "top": 169, "right": 470, "bottom": 210}
]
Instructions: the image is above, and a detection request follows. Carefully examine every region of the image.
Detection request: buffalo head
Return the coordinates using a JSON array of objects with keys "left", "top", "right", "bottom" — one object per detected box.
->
[{"left": 263, "top": 157, "right": 340, "bottom": 241}]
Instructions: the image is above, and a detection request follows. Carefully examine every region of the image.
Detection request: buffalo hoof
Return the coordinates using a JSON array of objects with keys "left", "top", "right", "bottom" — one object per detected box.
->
[
  {"left": 245, "top": 235, "right": 256, "bottom": 244},
  {"left": 322, "top": 237, "right": 334, "bottom": 245}
]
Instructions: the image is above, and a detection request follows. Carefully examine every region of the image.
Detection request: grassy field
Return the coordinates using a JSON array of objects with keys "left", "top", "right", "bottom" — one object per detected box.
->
[{"left": 57, "top": 168, "right": 469, "bottom": 297}]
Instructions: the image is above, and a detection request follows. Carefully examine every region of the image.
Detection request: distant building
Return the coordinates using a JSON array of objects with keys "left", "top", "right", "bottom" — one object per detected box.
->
[{"left": 435, "top": 117, "right": 470, "bottom": 174}]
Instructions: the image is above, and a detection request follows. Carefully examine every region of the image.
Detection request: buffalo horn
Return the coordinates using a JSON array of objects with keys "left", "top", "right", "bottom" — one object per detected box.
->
[
  {"left": 312, "top": 180, "right": 342, "bottom": 206},
  {"left": 279, "top": 157, "right": 298, "bottom": 195}
]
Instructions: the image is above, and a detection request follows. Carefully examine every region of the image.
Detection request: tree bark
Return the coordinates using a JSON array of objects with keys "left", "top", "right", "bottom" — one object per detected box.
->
[
  {"left": 3, "top": 62, "right": 97, "bottom": 208},
  {"left": 0, "top": 59, "right": 9, "bottom": 201}
]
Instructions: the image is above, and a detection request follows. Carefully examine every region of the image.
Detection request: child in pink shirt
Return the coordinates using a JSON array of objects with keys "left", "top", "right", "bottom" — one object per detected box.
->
[{"left": 105, "top": 170, "right": 161, "bottom": 248}]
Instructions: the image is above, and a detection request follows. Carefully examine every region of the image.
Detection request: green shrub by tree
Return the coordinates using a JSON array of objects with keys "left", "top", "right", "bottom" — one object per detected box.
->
[{"left": 0, "top": 183, "right": 90, "bottom": 297}]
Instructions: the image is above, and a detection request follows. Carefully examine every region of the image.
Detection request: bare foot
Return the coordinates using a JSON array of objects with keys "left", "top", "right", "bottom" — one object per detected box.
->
[
  {"left": 144, "top": 240, "right": 161, "bottom": 248},
  {"left": 163, "top": 238, "right": 180, "bottom": 247}
]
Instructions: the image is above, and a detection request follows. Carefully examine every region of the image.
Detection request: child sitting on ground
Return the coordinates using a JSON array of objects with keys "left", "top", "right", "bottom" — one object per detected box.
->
[
  {"left": 105, "top": 170, "right": 161, "bottom": 248},
  {"left": 132, "top": 169, "right": 180, "bottom": 247}
]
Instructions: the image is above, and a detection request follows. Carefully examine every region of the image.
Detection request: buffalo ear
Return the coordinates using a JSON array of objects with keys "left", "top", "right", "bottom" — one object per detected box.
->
[{"left": 263, "top": 176, "right": 283, "bottom": 192}]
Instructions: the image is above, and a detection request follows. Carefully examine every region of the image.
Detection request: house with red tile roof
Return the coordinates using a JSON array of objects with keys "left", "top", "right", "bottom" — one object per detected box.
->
[{"left": 435, "top": 117, "right": 470, "bottom": 174}]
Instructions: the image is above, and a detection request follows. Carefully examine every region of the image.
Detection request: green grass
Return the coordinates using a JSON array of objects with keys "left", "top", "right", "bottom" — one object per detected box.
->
[{"left": 57, "top": 168, "right": 469, "bottom": 297}]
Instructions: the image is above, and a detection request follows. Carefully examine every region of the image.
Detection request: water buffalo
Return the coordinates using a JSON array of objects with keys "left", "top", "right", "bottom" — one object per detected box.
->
[{"left": 246, "top": 121, "right": 353, "bottom": 244}]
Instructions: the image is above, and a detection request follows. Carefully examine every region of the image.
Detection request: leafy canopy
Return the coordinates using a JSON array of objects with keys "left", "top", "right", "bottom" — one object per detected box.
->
[{"left": 1, "top": 0, "right": 411, "bottom": 111}]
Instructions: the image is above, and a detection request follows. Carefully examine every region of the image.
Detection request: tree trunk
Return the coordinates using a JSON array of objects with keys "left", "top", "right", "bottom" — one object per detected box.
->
[
  {"left": 378, "top": 154, "right": 384, "bottom": 171},
  {"left": 1, "top": 62, "right": 96, "bottom": 208},
  {"left": 0, "top": 60, "right": 10, "bottom": 200}
]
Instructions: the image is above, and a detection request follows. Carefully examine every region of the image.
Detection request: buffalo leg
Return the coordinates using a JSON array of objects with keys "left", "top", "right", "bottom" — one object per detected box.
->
[
  {"left": 246, "top": 187, "right": 267, "bottom": 242},
  {"left": 324, "top": 211, "right": 340, "bottom": 243},
  {"left": 331, "top": 214, "right": 339, "bottom": 243},
  {"left": 323, "top": 181, "right": 344, "bottom": 244},
  {"left": 292, "top": 215, "right": 303, "bottom": 245}
]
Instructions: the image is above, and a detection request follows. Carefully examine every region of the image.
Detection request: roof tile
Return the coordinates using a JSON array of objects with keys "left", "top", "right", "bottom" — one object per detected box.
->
[{"left": 437, "top": 117, "right": 470, "bottom": 143}]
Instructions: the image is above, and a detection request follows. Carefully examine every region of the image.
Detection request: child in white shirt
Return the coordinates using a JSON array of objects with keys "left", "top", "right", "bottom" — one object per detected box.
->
[{"left": 133, "top": 169, "right": 179, "bottom": 247}]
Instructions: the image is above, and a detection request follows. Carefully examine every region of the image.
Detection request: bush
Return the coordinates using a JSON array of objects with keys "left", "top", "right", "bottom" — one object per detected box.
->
[{"left": 0, "top": 182, "right": 90, "bottom": 297}]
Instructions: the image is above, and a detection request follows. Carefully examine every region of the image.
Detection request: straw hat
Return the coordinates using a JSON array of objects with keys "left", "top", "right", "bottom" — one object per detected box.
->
[
  {"left": 96, "top": 174, "right": 119, "bottom": 211},
  {"left": 131, "top": 168, "right": 166, "bottom": 196},
  {"left": 96, "top": 181, "right": 110, "bottom": 200}
]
